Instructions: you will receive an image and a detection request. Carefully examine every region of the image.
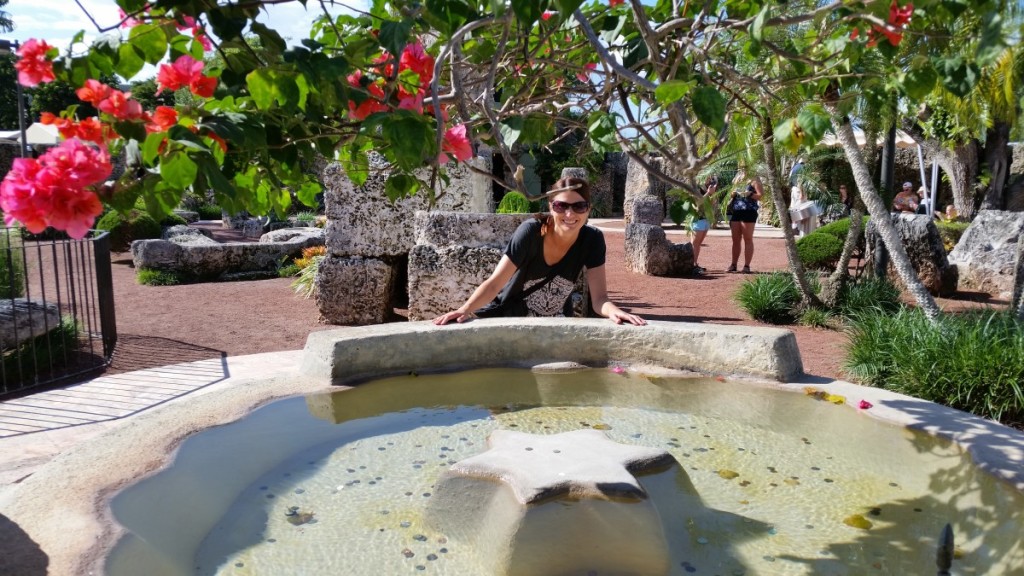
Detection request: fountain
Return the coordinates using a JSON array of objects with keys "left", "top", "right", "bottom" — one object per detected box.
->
[{"left": 0, "top": 318, "right": 1021, "bottom": 575}]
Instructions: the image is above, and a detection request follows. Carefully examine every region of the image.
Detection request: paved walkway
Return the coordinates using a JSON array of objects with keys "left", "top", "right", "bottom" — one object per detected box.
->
[
  {"left": 0, "top": 351, "right": 302, "bottom": 487},
  {"left": 589, "top": 218, "right": 786, "bottom": 239}
]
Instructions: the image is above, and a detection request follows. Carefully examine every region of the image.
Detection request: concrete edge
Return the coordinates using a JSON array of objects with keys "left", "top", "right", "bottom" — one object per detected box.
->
[
  {"left": 1, "top": 320, "right": 1022, "bottom": 576},
  {"left": 299, "top": 318, "right": 804, "bottom": 385}
]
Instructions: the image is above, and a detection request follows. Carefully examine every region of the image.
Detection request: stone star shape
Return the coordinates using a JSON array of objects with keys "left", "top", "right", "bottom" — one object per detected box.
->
[{"left": 449, "top": 429, "right": 675, "bottom": 505}]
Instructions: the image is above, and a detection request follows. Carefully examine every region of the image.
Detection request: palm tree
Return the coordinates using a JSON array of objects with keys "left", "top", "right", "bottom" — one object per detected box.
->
[{"left": 0, "top": 0, "right": 14, "bottom": 34}]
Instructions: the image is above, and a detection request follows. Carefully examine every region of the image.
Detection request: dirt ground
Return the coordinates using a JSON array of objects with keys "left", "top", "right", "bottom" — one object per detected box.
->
[{"left": 103, "top": 222, "right": 1008, "bottom": 381}]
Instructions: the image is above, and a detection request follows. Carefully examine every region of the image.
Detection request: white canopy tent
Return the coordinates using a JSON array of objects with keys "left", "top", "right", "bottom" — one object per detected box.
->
[
  {"left": 820, "top": 127, "right": 940, "bottom": 215},
  {"left": 0, "top": 122, "right": 60, "bottom": 146}
]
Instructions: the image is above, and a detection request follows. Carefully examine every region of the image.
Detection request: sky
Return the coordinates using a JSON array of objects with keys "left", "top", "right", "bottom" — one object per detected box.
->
[{"left": 2, "top": 0, "right": 361, "bottom": 80}]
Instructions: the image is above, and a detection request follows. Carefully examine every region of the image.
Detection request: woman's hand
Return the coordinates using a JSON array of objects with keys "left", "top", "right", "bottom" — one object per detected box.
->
[
  {"left": 433, "top": 310, "right": 476, "bottom": 325},
  {"left": 608, "top": 310, "right": 647, "bottom": 326}
]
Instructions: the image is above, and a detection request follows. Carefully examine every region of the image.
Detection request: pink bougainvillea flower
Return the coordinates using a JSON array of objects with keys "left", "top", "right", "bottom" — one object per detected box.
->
[
  {"left": 157, "top": 55, "right": 205, "bottom": 93},
  {"left": 146, "top": 106, "right": 178, "bottom": 133},
  {"left": 398, "top": 93, "right": 424, "bottom": 114},
  {"left": 576, "top": 62, "right": 597, "bottom": 83},
  {"left": 98, "top": 90, "right": 145, "bottom": 120},
  {"left": 609, "top": 0, "right": 625, "bottom": 7},
  {"left": 438, "top": 124, "right": 472, "bottom": 164},
  {"left": 76, "top": 79, "right": 112, "bottom": 106},
  {"left": 610, "top": 364, "right": 626, "bottom": 374},
  {"left": 0, "top": 139, "right": 110, "bottom": 238},
  {"left": 194, "top": 31, "right": 213, "bottom": 52},
  {"left": 399, "top": 40, "right": 434, "bottom": 89},
  {"left": 74, "top": 117, "right": 107, "bottom": 144},
  {"left": 117, "top": 4, "right": 148, "bottom": 28},
  {"left": 46, "top": 186, "right": 104, "bottom": 240},
  {"left": 15, "top": 39, "right": 56, "bottom": 87},
  {"left": 189, "top": 74, "right": 218, "bottom": 98},
  {"left": 888, "top": 0, "right": 913, "bottom": 26},
  {"left": 0, "top": 158, "right": 49, "bottom": 232},
  {"left": 541, "top": 11, "right": 554, "bottom": 20},
  {"left": 874, "top": 24, "right": 903, "bottom": 46},
  {"left": 39, "top": 112, "right": 78, "bottom": 139},
  {"left": 346, "top": 70, "right": 388, "bottom": 121},
  {"left": 858, "top": 400, "right": 873, "bottom": 410}
]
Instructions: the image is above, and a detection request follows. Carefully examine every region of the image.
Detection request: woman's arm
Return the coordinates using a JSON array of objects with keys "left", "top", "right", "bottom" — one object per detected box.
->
[
  {"left": 433, "top": 255, "right": 518, "bottom": 325},
  {"left": 586, "top": 265, "right": 646, "bottom": 325},
  {"left": 750, "top": 177, "right": 764, "bottom": 201}
]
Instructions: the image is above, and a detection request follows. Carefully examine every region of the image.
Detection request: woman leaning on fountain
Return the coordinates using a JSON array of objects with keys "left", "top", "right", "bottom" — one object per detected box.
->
[{"left": 433, "top": 177, "right": 646, "bottom": 326}]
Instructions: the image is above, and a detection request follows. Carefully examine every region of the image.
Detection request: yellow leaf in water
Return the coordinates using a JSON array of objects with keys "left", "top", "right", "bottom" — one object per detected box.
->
[
  {"left": 784, "top": 478, "right": 800, "bottom": 486},
  {"left": 953, "top": 547, "right": 966, "bottom": 559},
  {"left": 592, "top": 423, "right": 612, "bottom": 430},
  {"left": 826, "top": 394, "right": 846, "bottom": 405},
  {"left": 803, "top": 386, "right": 821, "bottom": 396},
  {"left": 718, "top": 470, "right": 740, "bottom": 480},
  {"left": 843, "top": 514, "right": 873, "bottom": 530}
]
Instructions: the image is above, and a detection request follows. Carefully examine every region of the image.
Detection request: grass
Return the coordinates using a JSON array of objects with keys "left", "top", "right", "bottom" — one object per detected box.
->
[
  {"left": 844, "top": 308, "right": 1024, "bottom": 428},
  {"left": 291, "top": 254, "right": 324, "bottom": 299},
  {"left": 137, "top": 268, "right": 187, "bottom": 286}
]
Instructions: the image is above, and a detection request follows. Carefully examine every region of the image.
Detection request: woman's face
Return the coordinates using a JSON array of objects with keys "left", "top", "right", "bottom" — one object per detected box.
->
[{"left": 549, "top": 190, "right": 590, "bottom": 234}]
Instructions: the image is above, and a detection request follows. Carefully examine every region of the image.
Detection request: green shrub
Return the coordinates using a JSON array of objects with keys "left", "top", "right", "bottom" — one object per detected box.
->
[
  {"left": 278, "top": 263, "right": 301, "bottom": 277},
  {"left": 844, "top": 308, "right": 1024, "bottom": 427},
  {"left": 137, "top": 268, "right": 186, "bottom": 286},
  {"left": 734, "top": 272, "right": 800, "bottom": 325},
  {"left": 795, "top": 232, "right": 845, "bottom": 270},
  {"left": 160, "top": 212, "right": 188, "bottom": 227},
  {"left": 935, "top": 220, "right": 969, "bottom": 253},
  {"left": 95, "top": 210, "right": 162, "bottom": 252},
  {"left": 497, "top": 191, "right": 537, "bottom": 214},
  {"left": 0, "top": 232, "right": 26, "bottom": 299},
  {"left": 196, "top": 204, "right": 224, "bottom": 220},
  {"left": 837, "top": 276, "right": 902, "bottom": 318},
  {"left": 798, "top": 307, "right": 836, "bottom": 329}
]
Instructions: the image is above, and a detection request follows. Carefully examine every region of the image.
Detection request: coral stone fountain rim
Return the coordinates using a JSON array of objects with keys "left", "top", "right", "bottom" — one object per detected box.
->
[{"left": 0, "top": 319, "right": 1022, "bottom": 576}]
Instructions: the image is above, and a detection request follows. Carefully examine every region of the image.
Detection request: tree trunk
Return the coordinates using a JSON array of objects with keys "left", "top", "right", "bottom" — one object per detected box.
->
[
  {"left": 761, "top": 118, "right": 821, "bottom": 309},
  {"left": 831, "top": 114, "right": 943, "bottom": 322},
  {"left": 821, "top": 207, "right": 865, "bottom": 307},
  {"left": 1013, "top": 237, "right": 1024, "bottom": 320},
  {"left": 980, "top": 122, "right": 1010, "bottom": 211},
  {"left": 905, "top": 127, "right": 980, "bottom": 219}
]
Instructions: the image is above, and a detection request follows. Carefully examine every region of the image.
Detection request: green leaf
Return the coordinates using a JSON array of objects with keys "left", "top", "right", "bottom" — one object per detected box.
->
[
  {"left": 587, "top": 111, "right": 618, "bottom": 154},
  {"left": 903, "top": 60, "right": 937, "bottom": 100},
  {"left": 113, "top": 120, "right": 147, "bottom": 143},
  {"left": 143, "top": 180, "right": 182, "bottom": 218},
  {"left": 976, "top": 13, "right": 1005, "bottom": 68},
  {"left": 385, "top": 174, "right": 421, "bottom": 202},
  {"left": 691, "top": 86, "right": 726, "bottom": 133},
  {"left": 128, "top": 23, "right": 168, "bottom": 64},
  {"left": 380, "top": 112, "right": 433, "bottom": 171},
  {"left": 521, "top": 114, "right": 555, "bottom": 145},
  {"left": 207, "top": 8, "right": 248, "bottom": 41},
  {"left": 655, "top": 80, "right": 696, "bottom": 105},
  {"left": 379, "top": 20, "right": 413, "bottom": 58},
  {"left": 296, "top": 180, "right": 322, "bottom": 208},
  {"left": 340, "top": 144, "right": 371, "bottom": 186},
  {"left": 251, "top": 21, "right": 287, "bottom": 55},
  {"left": 116, "top": 43, "right": 145, "bottom": 79},
  {"left": 511, "top": 0, "right": 544, "bottom": 27},
  {"left": 499, "top": 117, "right": 524, "bottom": 146},
  {"left": 142, "top": 132, "right": 165, "bottom": 165},
  {"left": 772, "top": 118, "right": 802, "bottom": 155},
  {"left": 117, "top": 0, "right": 147, "bottom": 12},
  {"left": 749, "top": 5, "right": 768, "bottom": 42},
  {"left": 934, "top": 56, "right": 980, "bottom": 97},
  {"left": 796, "top": 104, "right": 831, "bottom": 145},
  {"left": 553, "top": 0, "right": 584, "bottom": 18},
  {"left": 162, "top": 150, "right": 199, "bottom": 189}
]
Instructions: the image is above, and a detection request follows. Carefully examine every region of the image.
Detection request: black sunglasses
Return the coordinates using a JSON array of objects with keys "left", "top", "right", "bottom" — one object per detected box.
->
[{"left": 550, "top": 200, "right": 590, "bottom": 214}]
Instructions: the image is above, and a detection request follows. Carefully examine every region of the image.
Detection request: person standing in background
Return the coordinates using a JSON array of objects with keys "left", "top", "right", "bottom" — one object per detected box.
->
[
  {"left": 727, "top": 171, "right": 762, "bottom": 274},
  {"left": 690, "top": 176, "right": 716, "bottom": 276}
]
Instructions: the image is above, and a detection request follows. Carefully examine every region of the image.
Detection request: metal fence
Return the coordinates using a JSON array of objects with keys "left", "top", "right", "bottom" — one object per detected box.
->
[{"left": 0, "top": 227, "right": 116, "bottom": 396}]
